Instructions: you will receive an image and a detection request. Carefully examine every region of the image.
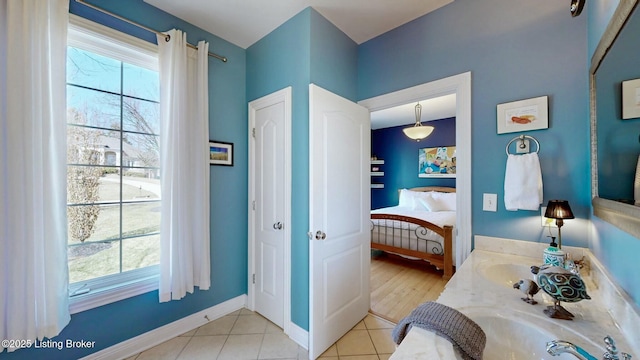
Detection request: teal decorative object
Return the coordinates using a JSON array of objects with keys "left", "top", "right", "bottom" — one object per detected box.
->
[{"left": 536, "top": 271, "right": 591, "bottom": 320}]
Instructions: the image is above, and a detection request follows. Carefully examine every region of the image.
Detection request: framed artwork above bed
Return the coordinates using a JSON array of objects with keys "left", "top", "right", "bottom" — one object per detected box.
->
[{"left": 418, "top": 146, "right": 456, "bottom": 178}]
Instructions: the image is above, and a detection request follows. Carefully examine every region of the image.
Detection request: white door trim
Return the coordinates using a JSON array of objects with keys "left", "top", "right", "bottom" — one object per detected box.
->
[
  {"left": 358, "top": 72, "right": 472, "bottom": 266},
  {"left": 248, "top": 87, "right": 292, "bottom": 334}
]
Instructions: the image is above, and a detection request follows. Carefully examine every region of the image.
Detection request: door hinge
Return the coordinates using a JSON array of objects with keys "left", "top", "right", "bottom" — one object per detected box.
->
[
  {"left": 252, "top": 128, "right": 256, "bottom": 138},
  {"left": 252, "top": 274, "right": 255, "bottom": 284},
  {"left": 252, "top": 200, "right": 256, "bottom": 210}
]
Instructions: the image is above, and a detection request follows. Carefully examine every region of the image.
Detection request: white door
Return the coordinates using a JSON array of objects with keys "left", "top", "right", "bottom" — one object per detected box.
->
[
  {"left": 249, "top": 88, "right": 292, "bottom": 329},
  {"left": 308, "top": 84, "right": 371, "bottom": 359}
]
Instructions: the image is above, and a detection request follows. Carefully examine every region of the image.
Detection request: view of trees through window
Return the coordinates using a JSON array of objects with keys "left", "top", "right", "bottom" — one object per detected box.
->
[{"left": 66, "top": 46, "right": 161, "bottom": 284}]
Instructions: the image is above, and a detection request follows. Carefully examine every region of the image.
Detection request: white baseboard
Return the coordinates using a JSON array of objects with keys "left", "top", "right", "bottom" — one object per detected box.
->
[
  {"left": 287, "top": 321, "right": 308, "bottom": 350},
  {"left": 80, "top": 295, "right": 247, "bottom": 360}
]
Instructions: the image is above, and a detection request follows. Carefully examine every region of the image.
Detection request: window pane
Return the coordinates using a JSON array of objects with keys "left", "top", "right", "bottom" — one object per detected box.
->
[
  {"left": 123, "top": 63, "right": 159, "bottom": 102},
  {"left": 122, "top": 235, "right": 160, "bottom": 272},
  {"left": 68, "top": 204, "right": 121, "bottom": 244},
  {"left": 67, "top": 86, "right": 121, "bottom": 129},
  {"left": 68, "top": 240, "right": 121, "bottom": 284},
  {"left": 122, "top": 202, "right": 160, "bottom": 238},
  {"left": 122, "top": 133, "right": 160, "bottom": 168},
  {"left": 67, "top": 47, "right": 121, "bottom": 93},
  {"left": 67, "top": 126, "right": 121, "bottom": 165},
  {"left": 120, "top": 174, "right": 160, "bottom": 201},
  {"left": 123, "top": 97, "right": 159, "bottom": 135},
  {"left": 68, "top": 166, "right": 116, "bottom": 204}
]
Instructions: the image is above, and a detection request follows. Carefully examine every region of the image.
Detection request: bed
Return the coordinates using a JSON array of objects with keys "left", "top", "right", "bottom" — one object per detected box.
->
[{"left": 371, "top": 186, "right": 455, "bottom": 280}]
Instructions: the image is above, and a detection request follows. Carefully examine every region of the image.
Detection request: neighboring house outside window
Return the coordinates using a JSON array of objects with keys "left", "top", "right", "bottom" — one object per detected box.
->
[{"left": 66, "top": 16, "right": 161, "bottom": 313}]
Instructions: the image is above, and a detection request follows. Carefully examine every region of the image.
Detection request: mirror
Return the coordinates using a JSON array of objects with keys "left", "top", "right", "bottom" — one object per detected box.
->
[{"left": 591, "top": 1, "right": 640, "bottom": 237}]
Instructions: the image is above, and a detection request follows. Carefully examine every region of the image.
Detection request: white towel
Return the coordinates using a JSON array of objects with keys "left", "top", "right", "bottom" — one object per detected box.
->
[
  {"left": 389, "top": 327, "right": 462, "bottom": 360},
  {"left": 504, "top": 152, "right": 543, "bottom": 211}
]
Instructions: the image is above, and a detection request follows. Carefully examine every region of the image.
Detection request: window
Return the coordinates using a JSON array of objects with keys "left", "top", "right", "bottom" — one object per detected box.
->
[{"left": 66, "top": 16, "right": 160, "bottom": 312}]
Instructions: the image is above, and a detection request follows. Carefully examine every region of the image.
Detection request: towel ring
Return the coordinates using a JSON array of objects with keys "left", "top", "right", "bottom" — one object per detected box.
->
[{"left": 505, "top": 135, "right": 540, "bottom": 155}]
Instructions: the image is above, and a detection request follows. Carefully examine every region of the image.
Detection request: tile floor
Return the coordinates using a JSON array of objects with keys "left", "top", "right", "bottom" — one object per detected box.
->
[{"left": 125, "top": 308, "right": 397, "bottom": 360}]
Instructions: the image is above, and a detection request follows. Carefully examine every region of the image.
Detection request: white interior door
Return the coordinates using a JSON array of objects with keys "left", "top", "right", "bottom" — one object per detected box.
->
[
  {"left": 308, "top": 84, "right": 371, "bottom": 359},
  {"left": 249, "top": 87, "right": 292, "bottom": 330}
]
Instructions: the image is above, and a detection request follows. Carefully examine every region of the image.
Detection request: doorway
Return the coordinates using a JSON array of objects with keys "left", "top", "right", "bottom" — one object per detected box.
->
[{"left": 359, "top": 72, "right": 472, "bottom": 321}]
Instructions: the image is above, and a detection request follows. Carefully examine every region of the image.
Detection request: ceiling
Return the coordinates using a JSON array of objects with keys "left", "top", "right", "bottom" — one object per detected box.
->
[
  {"left": 143, "top": 0, "right": 456, "bottom": 129},
  {"left": 370, "top": 94, "right": 457, "bottom": 130},
  {"left": 144, "top": 0, "right": 453, "bottom": 49}
]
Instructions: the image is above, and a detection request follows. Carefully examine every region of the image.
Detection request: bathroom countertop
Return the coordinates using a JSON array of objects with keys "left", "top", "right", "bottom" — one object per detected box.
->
[{"left": 391, "top": 244, "right": 637, "bottom": 359}]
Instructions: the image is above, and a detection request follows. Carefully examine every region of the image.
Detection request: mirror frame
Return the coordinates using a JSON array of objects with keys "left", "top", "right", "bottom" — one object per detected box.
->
[{"left": 591, "top": 0, "right": 640, "bottom": 237}]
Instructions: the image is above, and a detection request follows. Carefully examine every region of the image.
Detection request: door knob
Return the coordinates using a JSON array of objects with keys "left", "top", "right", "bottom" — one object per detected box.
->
[
  {"left": 273, "top": 222, "right": 283, "bottom": 230},
  {"left": 315, "top": 230, "right": 326, "bottom": 240}
]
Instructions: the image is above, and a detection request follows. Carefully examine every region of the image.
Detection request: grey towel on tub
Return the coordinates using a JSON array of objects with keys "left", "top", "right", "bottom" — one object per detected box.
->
[{"left": 392, "top": 301, "right": 486, "bottom": 360}]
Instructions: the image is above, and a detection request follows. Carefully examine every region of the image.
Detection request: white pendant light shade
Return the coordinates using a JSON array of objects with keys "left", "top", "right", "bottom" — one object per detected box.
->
[
  {"left": 403, "top": 125, "right": 434, "bottom": 140},
  {"left": 403, "top": 102, "right": 434, "bottom": 141}
]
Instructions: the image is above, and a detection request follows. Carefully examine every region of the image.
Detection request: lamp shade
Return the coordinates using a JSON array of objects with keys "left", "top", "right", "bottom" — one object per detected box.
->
[
  {"left": 544, "top": 200, "right": 575, "bottom": 219},
  {"left": 402, "top": 125, "right": 434, "bottom": 140}
]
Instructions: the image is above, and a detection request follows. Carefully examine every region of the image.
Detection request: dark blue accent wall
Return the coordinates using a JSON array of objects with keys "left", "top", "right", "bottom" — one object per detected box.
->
[{"left": 371, "top": 117, "right": 455, "bottom": 209}]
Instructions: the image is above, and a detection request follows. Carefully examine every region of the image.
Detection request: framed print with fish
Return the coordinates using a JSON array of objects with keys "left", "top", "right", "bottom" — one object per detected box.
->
[{"left": 496, "top": 96, "right": 548, "bottom": 134}]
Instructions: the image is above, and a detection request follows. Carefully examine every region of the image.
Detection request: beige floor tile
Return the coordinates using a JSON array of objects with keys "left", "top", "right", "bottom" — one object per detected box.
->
[
  {"left": 318, "top": 357, "right": 339, "bottom": 360},
  {"left": 338, "top": 355, "right": 380, "bottom": 360},
  {"left": 217, "top": 334, "right": 263, "bottom": 360},
  {"left": 297, "top": 345, "right": 309, "bottom": 360},
  {"left": 378, "top": 354, "right": 392, "bottom": 360},
  {"left": 239, "top": 308, "right": 256, "bottom": 315},
  {"left": 265, "top": 320, "right": 284, "bottom": 333},
  {"left": 320, "top": 344, "right": 338, "bottom": 357},
  {"left": 179, "top": 329, "right": 197, "bottom": 337},
  {"left": 231, "top": 313, "right": 268, "bottom": 334},
  {"left": 363, "top": 315, "right": 395, "bottom": 330},
  {"left": 351, "top": 320, "right": 367, "bottom": 330},
  {"left": 194, "top": 315, "right": 237, "bottom": 336},
  {"left": 124, "top": 355, "right": 139, "bottom": 360},
  {"left": 368, "top": 329, "right": 396, "bottom": 354},
  {"left": 135, "top": 337, "right": 190, "bottom": 360},
  {"left": 336, "top": 329, "right": 377, "bottom": 356},
  {"left": 177, "top": 335, "right": 226, "bottom": 360},
  {"left": 259, "top": 333, "right": 300, "bottom": 359}
]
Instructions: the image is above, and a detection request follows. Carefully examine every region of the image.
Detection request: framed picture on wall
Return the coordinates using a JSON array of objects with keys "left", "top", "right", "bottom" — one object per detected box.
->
[
  {"left": 622, "top": 78, "right": 640, "bottom": 119},
  {"left": 419, "top": 146, "right": 456, "bottom": 178},
  {"left": 209, "top": 141, "right": 233, "bottom": 166},
  {"left": 496, "top": 96, "right": 549, "bottom": 134}
]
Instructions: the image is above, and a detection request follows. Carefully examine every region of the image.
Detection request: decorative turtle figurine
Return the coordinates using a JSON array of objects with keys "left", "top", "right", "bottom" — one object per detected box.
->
[{"left": 532, "top": 264, "right": 591, "bottom": 320}]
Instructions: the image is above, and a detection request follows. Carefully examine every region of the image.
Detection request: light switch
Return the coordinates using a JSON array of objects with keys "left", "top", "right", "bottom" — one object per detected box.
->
[{"left": 483, "top": 193, "right": 497, "bottom": 212}]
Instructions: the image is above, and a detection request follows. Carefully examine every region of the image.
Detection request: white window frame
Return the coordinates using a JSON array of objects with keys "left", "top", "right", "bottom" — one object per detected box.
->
[{"left": 67, "top": 14, "right": 160, "bottom": 314}]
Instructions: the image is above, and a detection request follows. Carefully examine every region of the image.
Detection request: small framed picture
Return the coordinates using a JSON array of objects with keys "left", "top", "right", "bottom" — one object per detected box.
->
[
  {"left": 209, "top": 141, "right": 233, "bottom": 166},
  {"left": 622, "top": 78, "right": 640, "bottom": 119},
  {"left": 496, "top": 96, "right": 549, "bottom": 134}
]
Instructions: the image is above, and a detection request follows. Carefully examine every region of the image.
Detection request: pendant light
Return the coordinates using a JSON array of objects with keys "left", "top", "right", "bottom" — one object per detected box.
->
[{"left": 403, "top": 102, "right": 434, "bottom": 141}]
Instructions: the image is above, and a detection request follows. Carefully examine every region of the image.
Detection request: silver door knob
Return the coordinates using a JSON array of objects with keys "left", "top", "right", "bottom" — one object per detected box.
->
[
  {"left": 273, "top": 222, "right": 283, "bottom": 230},
  {"left": 315, "top": 230, "right": 326, "bottom": 240}
]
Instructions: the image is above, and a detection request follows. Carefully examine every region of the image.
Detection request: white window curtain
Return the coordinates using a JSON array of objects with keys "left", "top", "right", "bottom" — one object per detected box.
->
[
  {"left": 0, "top": 0, "right": 71, "bottom": 351},
  {"left": 157, "top": 30, "right": 211, "bottom": 302}
]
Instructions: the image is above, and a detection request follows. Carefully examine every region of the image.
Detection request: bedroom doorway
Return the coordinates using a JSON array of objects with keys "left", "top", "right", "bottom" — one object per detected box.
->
[{"left": 359, "top": 72, "right": 472, "bottom": 322}]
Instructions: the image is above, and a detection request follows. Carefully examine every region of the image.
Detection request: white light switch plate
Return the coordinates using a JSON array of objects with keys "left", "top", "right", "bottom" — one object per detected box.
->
[{"left": 483, "top": 193, "right": 497, "bottom": 212}]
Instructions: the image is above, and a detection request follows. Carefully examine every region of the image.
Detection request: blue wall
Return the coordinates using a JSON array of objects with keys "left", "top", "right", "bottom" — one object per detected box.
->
[
  {"left": 359, "top": 0, "right": 590, "bottom": 247},
  {"left": 371, "top": 117, "right": 455, "bottom": 209},
  {"left": 5, "top": 1, "right": 248, "bottom": 358},
  {"left": 247, "top": 7, "right": 358, "bottom": 331}
]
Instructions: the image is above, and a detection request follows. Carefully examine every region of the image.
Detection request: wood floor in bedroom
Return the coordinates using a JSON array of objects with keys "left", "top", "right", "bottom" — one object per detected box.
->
[{"left": 369, "top": 252, "right": 450, "bottom": 324}]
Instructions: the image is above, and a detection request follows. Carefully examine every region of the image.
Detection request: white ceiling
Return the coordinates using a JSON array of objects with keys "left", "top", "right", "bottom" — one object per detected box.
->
[
  {"left": 370, "top": 94, "right": 457, "bottom": 130},
  {"left": 143, "top": 0, "right": 456, "bottom": 129},
  {"left": 144, "top": 0, "right": 453, "bottom": 49}
]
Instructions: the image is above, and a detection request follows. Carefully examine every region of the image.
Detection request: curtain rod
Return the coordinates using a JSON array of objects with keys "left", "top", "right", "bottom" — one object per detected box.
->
[{"left": 75, "top": 0, "right": 227, "bottom": 63}]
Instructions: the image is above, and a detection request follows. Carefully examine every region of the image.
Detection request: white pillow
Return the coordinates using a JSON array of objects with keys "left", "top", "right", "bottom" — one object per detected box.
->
[
  {"left": 398, "top": 189, "right": 415, "bottom": 208},
  {"left": 431, "top": 192, "right": 456, "bottom": 211},
  {"left": 418, "top": 196, "right": 446, "bottom": 211}
]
